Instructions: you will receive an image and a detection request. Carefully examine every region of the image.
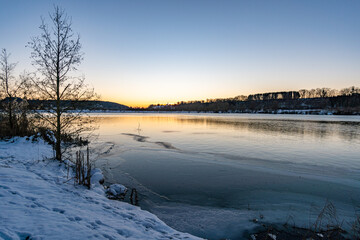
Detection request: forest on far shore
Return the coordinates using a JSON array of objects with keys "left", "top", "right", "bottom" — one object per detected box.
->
[{"left": 142, "top": 86, "right": 360, "bottom": 115}]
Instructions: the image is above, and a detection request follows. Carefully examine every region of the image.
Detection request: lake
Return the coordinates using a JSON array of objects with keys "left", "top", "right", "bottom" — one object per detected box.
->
[{"left": 88, "top": 113, "right": 360, "bottom": 239}]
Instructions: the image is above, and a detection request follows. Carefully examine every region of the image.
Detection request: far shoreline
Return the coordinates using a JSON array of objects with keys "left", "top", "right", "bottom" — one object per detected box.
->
[{"left": 75, "top": 109, "right": 360, "bottom": 116}]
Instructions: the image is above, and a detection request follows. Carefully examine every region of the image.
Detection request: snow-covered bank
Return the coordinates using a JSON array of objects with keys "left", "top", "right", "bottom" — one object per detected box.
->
[{"left": 0, "top": 138, "right": 200, "bottom": 240}]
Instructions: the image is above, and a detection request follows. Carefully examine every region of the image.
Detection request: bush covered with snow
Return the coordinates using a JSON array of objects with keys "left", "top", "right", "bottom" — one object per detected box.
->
[{"left": 106, "top": 183, "right": 127, "bottom": 196}]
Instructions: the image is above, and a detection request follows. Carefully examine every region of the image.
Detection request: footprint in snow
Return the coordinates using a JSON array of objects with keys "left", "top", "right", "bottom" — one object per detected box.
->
[
  {"left": 95, "top": 220, "right": 104, "bottom": 225},
  {"left": 102, "top": 233, "right": 115, "bottom": 240},
  {"left": 67, "top": 216, "right": 82, "bottom": 222},
  {"left": 0, "top": 185, "right": 10, "bottom": 190},
  {"left": 25, "top": 196, "right": 37, "bottom": 201},
  {"left": 52, "top": 208, "right": 65, "bottom": 214}
]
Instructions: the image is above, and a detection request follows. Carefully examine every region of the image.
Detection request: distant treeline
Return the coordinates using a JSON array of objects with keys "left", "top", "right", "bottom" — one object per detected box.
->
[{"left": 142, "top": 86, "right": 360, "bottom": 115}]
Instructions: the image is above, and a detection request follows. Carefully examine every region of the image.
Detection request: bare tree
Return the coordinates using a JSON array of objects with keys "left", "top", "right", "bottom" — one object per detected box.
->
[
  {"left": 0, "top": 49, "right": 30, "bottom": 136},
  {"left": 28, "top": 7, "right": 96, "bottom": 161},
  {"left": 341, "top": 86, "right": 360, "bottom": 96},
  {"left": 0, "top": 49, "right": 17, "bottom": 131}
]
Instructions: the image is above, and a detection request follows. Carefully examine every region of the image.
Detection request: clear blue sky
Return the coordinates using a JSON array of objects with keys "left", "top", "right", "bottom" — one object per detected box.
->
[{"left": 1, "top": 0, "right": 359, "bottom": 107}]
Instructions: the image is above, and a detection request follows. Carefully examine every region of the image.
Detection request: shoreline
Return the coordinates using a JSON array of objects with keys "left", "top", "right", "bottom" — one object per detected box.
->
[
  {"left": 47, "top": 109, "right": 360, "bottom": 116},
  {"left": 0, "top": 138, "right": 200, "bottom": 240}
]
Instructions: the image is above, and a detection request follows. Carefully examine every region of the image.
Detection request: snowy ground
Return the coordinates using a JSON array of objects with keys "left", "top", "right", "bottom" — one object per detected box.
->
[{"left": 0, "top": 138, "right": 200, "bottom": 240}]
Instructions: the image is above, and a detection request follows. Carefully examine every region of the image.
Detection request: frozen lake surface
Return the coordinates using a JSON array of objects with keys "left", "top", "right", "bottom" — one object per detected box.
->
[{"left": 89, "top": 113, "right": 360, "bottom": 239}]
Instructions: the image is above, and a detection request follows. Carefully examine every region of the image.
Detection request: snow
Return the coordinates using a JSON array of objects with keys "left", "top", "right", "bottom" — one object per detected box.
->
[
  {"left": 0, "top": 138, "right": 201, "bottom": 240},
  {"left": 90, "top": 168, "right": 105, "bottom": 185},
  {"left": 267, "top": 233, "right": 276, "bottom": 240},
  {"left": 107, "top": 184, "right": 127, "bottom": 196}
]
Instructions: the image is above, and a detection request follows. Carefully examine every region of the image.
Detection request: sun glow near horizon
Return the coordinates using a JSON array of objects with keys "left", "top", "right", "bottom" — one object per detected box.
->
[{"left": 99, "top": 75, "right": 360, "bottom": 108}]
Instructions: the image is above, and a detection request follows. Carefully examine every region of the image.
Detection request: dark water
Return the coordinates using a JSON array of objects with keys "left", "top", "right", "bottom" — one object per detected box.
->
[{"left": 90, "top": 113, "right": 360, "bottom": 239}]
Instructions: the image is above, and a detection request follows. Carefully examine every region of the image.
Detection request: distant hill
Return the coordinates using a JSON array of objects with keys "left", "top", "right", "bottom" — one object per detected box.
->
[
  {"left": 0, "top": 98, "right": 129, "bottom": 111},
  {"left": 88, "top": 101, "right": 129, "bottom": 111}
]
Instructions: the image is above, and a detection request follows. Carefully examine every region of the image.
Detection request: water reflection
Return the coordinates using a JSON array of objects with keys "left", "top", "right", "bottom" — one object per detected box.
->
[
  {"left": 174, "top": 116, "right": 360, "bottom": 141},
  {"left": 91, "top": 114, "right": 360, "bottom": 142}
]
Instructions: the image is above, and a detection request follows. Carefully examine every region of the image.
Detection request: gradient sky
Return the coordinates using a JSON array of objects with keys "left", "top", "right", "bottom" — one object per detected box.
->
[{"left": 1, "top": 0, "right": 359, "bottom": 107}]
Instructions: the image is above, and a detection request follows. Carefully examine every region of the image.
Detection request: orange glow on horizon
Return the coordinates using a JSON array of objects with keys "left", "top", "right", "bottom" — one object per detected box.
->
[{"left": 104, "top": 97, "right": 178, "bottom": 108}]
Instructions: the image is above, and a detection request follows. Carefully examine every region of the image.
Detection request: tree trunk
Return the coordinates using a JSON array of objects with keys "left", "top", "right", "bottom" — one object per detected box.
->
[
  {"left": 55, "top": 65, "right": 62, "bottom": 160},
  {"left": 55, "top": 108, "right": 61, "bottom": 161},
  {"left": 8, "top": 100, "right": 13, "bottom": 133},
  {"left": 55, "top": 75, "right": 61, "bottom": 160},
  {"left": 55, "top": 20, "right": 61, "bottom": 161}
]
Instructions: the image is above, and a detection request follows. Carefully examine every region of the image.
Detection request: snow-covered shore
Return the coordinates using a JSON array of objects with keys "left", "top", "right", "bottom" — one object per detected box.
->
[{"left": 0, "top": 138, "right": 200, "bottom": 240}]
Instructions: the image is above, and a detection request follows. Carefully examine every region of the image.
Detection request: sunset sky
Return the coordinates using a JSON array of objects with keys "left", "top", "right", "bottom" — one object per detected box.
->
[{"left": 1, "top": 0, "right": 359, "bottom": 107}]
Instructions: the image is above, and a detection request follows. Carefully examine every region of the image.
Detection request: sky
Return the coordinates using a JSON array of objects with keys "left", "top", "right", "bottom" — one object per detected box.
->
[{"left": 0, "top": 0, "right": 359, "bottom": 107}]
